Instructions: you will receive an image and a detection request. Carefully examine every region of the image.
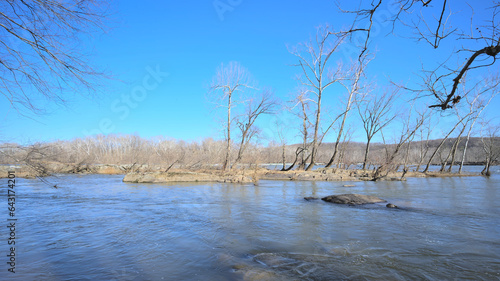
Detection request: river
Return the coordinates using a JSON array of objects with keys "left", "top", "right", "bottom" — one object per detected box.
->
[{"left": 2, "top": 167, "right": 500, "bottom": 280}]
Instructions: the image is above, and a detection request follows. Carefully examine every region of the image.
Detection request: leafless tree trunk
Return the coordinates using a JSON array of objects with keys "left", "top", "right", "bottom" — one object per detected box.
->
[
  {"left": 289, "top": 26, "right": 346, "bottom": 171},
  {"left": 209, "top": 62, "right": 254, "bottom": 171},
  {"left": 288, "top": 87, "right": 314, "bottom": 170},
  {"left": 325, "top": 55, "right": 370, "bottom": 168},
  {"left": 441, "top": 124, "right": 467, "bottom": 172},
  {"left": 447, "top": 137, "right": 463, "bottom": 173},
  {"left": 402, "top": 105, "right": 426, "bottom": 175},
  {"left": 355, "top": 87, "right": 399, "bottom": 170},
  {"left": 372, "top": 112, "right": 426, "bottom": 181},
  {"left": 336, "top": 127, "right": 354, "bottom": 169},
  {"left": 423, "top": 112, "right": 474, "bottom": 173},
  {"left": 274, "top": 120, "right": 288, "bottom": 171},
  {"left": 459, "top": 76, "right": 500, "bottom": 173},
  {"left": 480, "top": 122, "right": 500, "bottom": 176},
  {"left": 415, "top": 113, "right": 436, "bottom": 172},
  {"left": 282, "top": 147, "right": 304, "bottom": 172},
  {"left": 232, "top": 89, "right": 276, "bottom": 168},
  {"left": 402, "top": 139, "right": 413, "bottom": 173},
  {"left": 164, "top": 150, "right": 185, "bottom": 173}
]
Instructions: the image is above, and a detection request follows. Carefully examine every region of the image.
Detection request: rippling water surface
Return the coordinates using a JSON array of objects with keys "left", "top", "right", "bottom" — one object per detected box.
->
[{"left": 2, "top": 167, "right": 500, "bottom": 280}]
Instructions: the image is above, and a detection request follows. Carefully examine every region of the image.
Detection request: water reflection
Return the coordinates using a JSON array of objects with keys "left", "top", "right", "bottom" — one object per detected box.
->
[{"left": 3, "top": 170, "right": 500, "bottom": 280}]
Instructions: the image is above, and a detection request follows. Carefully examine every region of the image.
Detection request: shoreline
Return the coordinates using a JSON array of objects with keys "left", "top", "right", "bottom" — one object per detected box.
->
[{"left": 0, "top": 163, "right": 484, "bottom": 182}]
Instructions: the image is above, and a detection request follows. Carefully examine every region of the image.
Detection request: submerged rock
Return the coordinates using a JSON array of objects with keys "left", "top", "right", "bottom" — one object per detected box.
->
[
  {"left": 386, "top": 203, "right": 398, "bottom": 208},
  {"left": 220, "top": 251, "right": 352, "bottom": 280},
  {"left": 321, "top": 193, "right": 386, "bottom": 205},
  {"left": 304, "top": 197, "right": 319, "bottom": 201},
  {"left": 252, "top": 253, "right": 348, "bottom": 280}
]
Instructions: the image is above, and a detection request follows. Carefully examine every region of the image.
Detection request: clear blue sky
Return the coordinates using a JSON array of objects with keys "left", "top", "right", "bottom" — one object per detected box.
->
[{"left": 1, "top": 0, "right": 498, "bottom": 144}]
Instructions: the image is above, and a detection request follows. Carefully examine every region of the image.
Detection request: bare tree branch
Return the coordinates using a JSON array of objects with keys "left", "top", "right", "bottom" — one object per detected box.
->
[
  {"left": 0, "top": 0, "right": 108, "bottom": 115},
  {"left": 337, "top": 0, "right": 500, "bottom": 111}
]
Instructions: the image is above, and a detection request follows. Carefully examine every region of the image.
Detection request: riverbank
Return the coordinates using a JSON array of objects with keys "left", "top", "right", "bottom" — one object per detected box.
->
[
  {"left": 1, "top": 163, "right": 482, "bottom": 182},
  {"left": 0, "top": 163, "right": 127, "bottom": 179}
]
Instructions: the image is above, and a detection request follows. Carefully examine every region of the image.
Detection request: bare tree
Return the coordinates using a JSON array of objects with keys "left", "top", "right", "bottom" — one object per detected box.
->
[
  {"left": 422, "top": 111, "right": 474, "bottom": 173},
  {"left": 335, "top": 126, "right": 355, "bottom": 169},
  {"left": 434, "top": 74, "right": 500, "bottom": 172},
  {"left": 355, "top": 87, "right": 399, "bottom": 170},
  {"left": 458, "top": 75, "right": 500, "bottom": 173},
  {"left": 287, "top": 87, "right": 314, "bottom": 170},
  {"left": 440, "top": 122, "right": 467, "bottom": 172},
  {"left": 209, "top": 62, "right": 254, "bottom": 171},
  {"left": 415, "top": 112, "right": 436, "bottom": 172},
  {"left": 232, "top": 89, "right": 277, "bottom": 168},
  {"left": 401, "top": 104, "right": 429, "bottom": 176},
  {"left": 273, "top": 120, "right": 288, "bottom": 171},
  {"left": 0, "top": 0, "right": 108, "bottom": 115},
  {"left": 150, "top": 136, "right": 186, "bottom": 172},
  {"left": 0, "top": 142, "right": 61, "bottom": 186},
  {"left": 290, "top": 25, "right": 346, "bottom": 170},
  {"left": 373, "top": 110, "right": 426, "bottom": 180},
  {"left": 480, "top": 122, "right": 500, "bottom": 176},
  {"left": 324, "top": 54, "right": 370, "bottom": 168}
]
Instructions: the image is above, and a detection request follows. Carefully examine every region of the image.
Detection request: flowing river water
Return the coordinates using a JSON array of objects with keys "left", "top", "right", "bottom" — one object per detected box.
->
[{"left": 2, "top": 167, "right": 500, "bottom": 280}]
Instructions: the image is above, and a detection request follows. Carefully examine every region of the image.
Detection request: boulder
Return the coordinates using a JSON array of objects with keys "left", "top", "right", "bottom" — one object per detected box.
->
[{"left": 321, "top": 193, "right": 386, "bottom": 205}]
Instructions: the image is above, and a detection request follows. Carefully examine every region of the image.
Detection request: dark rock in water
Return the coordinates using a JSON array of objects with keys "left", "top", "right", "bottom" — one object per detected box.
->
[
  {"left": 386, "top": 203, "right": 398, "bottom": 208},
  {"left": 321, "top": 193, "right": 386, "bottom": 205},
  {"left": 304, "top": 197, "right": 319, "bottom": 201}
]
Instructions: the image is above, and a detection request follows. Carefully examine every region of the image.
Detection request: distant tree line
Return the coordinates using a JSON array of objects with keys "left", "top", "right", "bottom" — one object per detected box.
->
[{"left": 0, "top": 133, "right": 498, "bottom": 175}]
